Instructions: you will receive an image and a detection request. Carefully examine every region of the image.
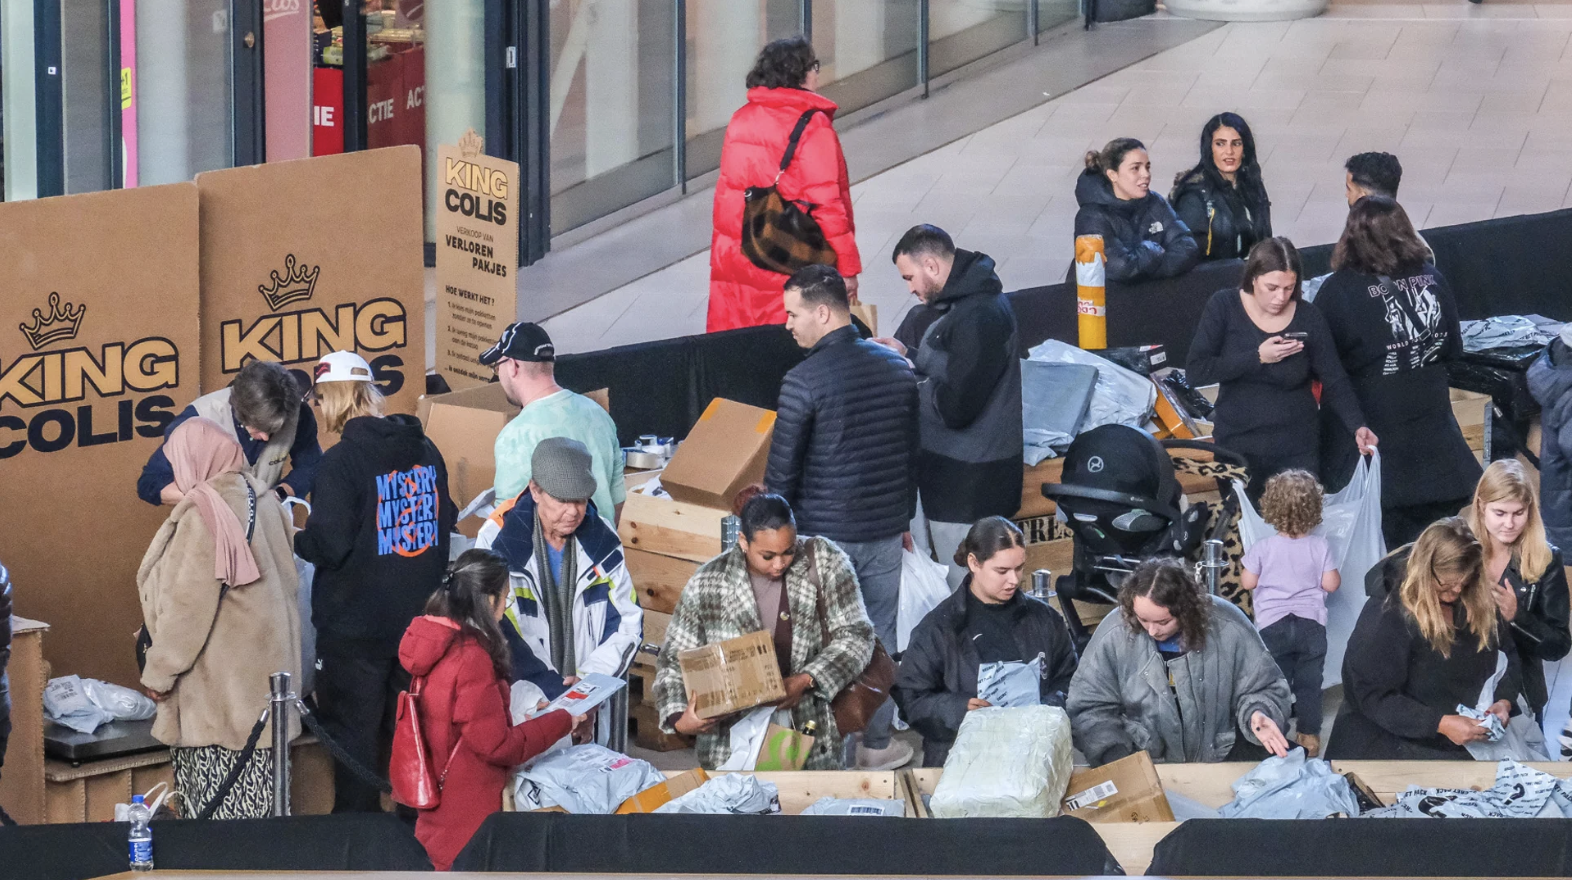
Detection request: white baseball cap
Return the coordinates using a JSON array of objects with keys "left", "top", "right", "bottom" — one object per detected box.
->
[{"left": 314, "top": 350, "right": 375, "bottom": 384}]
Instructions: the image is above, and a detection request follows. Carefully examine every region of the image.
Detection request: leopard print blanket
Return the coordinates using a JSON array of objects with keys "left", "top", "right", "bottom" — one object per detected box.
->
[{"left": 1170, "top": 455, "right": 1253, "bottom": 619}]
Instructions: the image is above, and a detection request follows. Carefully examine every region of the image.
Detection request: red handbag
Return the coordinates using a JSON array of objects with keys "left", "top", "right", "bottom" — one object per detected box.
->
[{"left": 390, "top": 676, "right": 461, "bottom": 810}]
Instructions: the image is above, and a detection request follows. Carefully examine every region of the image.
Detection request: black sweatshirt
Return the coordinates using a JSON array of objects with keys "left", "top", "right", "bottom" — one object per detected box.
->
[
  {"left": 1314, "top": 265, "right": 1480, "bottom": 506},
  {"left": 1186, "top": 288, "right": 1365, "bottom": 457},
  {"left": 295, "top": 415, "right": 458, "bottom": 645}
]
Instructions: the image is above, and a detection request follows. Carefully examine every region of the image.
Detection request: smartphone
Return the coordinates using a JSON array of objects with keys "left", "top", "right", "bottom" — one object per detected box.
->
[{"left": 1282, "top": 332, "right": 1308, "bottom": 341}]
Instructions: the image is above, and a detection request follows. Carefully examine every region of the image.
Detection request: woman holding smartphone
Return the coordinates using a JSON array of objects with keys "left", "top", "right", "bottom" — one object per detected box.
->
[{"left": 1187, "top": 237, "right": 1378, "bottom": 501}]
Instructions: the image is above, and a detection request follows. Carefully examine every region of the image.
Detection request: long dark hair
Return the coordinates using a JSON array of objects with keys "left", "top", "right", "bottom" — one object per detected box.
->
[
  {"left": 746, "top": 36, "right": 817, "bottom": 90},
  {"left": 424, "top": 549, "right": 512, "bottom": 679},
  {"left": 954, "top": 517, "right": 1026, "bottom": 568},
  {"left": 1179, "top": 112, "right": 1264, "bottom": 200},
  {"left": 1119, "top": 558, "right": 1210, "bottom": 651},
  {"left": 1330, "top": 195, "right": 1430, "bottom": 277}
]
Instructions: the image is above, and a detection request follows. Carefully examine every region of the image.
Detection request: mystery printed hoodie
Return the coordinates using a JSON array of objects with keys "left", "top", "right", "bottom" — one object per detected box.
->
[{"left": 296, "top": 415, "right": 458, "bottom": 644}]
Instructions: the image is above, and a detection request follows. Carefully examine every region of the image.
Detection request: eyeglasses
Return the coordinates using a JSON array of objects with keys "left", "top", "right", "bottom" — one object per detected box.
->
[{"left": 811, "top": 60, "right": 821, "bottom": 72}]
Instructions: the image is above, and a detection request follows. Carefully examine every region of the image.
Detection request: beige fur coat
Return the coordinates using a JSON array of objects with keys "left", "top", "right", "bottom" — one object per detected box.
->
[{"left": 138, "top": 472, "right": 302, "bottom": 750}]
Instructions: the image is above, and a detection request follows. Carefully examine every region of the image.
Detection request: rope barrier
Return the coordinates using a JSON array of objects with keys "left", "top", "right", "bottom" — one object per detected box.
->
[
  {"left": 196, "top": 709, "right": 270, "bottom": 820},
  {"left": 294, "top": 698, "right": 393, "bottom": 794}
]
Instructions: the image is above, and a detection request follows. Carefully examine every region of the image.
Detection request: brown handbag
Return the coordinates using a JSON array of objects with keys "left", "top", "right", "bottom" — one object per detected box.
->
[
  {"left": 806, "top": 546, "right": 898, "bottom": 735},
  {"left": 740, "top": 109, "right": 839, "bottom": 275}
]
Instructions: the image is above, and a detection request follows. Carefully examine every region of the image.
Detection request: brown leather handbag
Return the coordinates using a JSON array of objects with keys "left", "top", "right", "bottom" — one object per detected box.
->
[
  {"left": 806, "top": 547, "right": 898, "bottom": 735},
  {"left": 740, "top": 109, "right": 839, "bottom": 275}
]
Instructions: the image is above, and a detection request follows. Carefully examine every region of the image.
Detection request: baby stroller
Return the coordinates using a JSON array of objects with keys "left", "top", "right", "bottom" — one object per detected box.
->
[{"left": 1040, "top": 424, "right": 1250, "bottom": 652}]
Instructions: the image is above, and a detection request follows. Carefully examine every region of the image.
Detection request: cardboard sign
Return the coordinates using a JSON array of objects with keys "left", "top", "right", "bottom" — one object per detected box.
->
[
  {"left": 196, "top": 147, "right": 425, "bottom": 425},
  {"left": 0, "top": 184, "right": 202, "bottom": 686},
  {"left": 435, "top": 130, "right": 519, "bottom": 390},
  {"left": 678, "top": 630, "right": 786, "bottom": 720}
]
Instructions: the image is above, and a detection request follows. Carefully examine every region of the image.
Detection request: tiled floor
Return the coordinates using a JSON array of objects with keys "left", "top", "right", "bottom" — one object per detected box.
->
[{"left": 540, "top": 1, "right": 1572, "bottom": 354}]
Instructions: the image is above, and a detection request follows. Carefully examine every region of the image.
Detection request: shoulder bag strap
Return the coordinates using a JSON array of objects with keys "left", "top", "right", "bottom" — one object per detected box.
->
[{"left": 774, "top": 109, "right": 823, "bottom": 184}]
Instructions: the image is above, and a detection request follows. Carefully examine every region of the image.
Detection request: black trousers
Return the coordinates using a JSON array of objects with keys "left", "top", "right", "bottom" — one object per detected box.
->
[
  {"left": 314, "top": 637, "right": 408, "bottom": 813},
  {"left": 1259, "top": 615, "right": 1327, "bottom": 735},
  {"left": 1382, "top": 495, "right": 1472, "bottom": 549}
]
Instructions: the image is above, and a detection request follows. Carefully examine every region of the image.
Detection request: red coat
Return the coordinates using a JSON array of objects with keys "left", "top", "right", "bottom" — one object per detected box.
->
[
  {"left": 708, "top": 87, "right": 862, "bottom": 333},
  {"left": 398, "top": 615, "right": 571, "bottom": 871}
]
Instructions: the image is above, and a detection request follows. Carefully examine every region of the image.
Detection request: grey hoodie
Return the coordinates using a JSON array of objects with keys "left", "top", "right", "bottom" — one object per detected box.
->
[
  {"left": 1067, "top": 595, "right": 1291, "bottom": 766},
  {"left": 1529, "top": 339, "right": 1572, "bottom": 548}
]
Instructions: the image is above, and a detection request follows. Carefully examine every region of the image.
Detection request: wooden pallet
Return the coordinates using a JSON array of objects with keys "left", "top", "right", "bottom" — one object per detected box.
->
[{"left": 629, "top": 702, "right": 691, "bottom": 752}]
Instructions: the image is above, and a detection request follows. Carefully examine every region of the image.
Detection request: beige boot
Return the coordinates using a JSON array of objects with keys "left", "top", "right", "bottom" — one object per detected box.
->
[{"left": 1295, "top": 732, "right": 1321, "bottom": 757}]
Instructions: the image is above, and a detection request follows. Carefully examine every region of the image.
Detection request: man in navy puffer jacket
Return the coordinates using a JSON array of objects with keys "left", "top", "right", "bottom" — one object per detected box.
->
[{"left": 766, "top": 263, "right": 919, "bottom": 770}]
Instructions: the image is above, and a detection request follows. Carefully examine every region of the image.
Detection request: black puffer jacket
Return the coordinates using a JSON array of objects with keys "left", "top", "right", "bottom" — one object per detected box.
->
[
  {"left": 893, "top": 581, "right": 1078, "bottom": 767},
  {"left": 1170, "top": 168, "right": 1272, "bottom": 262},
  {"left": 909, "top": 250, "right": 1023, "bottom": 523},
  {"left": 1529, "top": 339, "right": 1572, "bottom": 550},
  {"left": 1072, "top": 171, "right": 1200, "bottom": 283},
  {"left": 765, "top": 324, "right": 919, "bottom": 543}
]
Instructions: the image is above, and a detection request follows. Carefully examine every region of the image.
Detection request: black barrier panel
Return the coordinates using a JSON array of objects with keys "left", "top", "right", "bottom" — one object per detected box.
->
[
  {"left": 0, "top": 813, "right": 433, "bottom": 880},
  {"left": 452, "top": 812, "right": 1120, "bottom": 875},
  {"left": 555, "top": 324, "right": 806, "bottom": 446},
  {"left": 1146, "top": 817, "right": 1572, "bottom": 877}
]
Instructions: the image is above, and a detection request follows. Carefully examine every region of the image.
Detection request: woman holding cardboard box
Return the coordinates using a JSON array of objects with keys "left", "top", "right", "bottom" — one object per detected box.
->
[{"left": 653, "top": 491, "right": 875, "bottom": 769}]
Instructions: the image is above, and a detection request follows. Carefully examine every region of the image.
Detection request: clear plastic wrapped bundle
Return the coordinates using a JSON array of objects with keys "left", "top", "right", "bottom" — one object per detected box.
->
[{"left": 930, "top": 705, "right": 1073, "bottom": 818}]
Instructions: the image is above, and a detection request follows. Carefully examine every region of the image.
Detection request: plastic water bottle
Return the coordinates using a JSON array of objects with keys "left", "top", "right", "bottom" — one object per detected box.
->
[{"left": 128, "top": 794, "right": 153, "bottom": 871}]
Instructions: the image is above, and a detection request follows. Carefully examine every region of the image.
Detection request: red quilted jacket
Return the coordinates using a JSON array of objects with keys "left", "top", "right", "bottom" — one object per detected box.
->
[
  {"left": 398, "top": 615, "right": 571, "bottom": 871},
  {"left": 707, "top": 87, "right": 861, "bottom": 332}
]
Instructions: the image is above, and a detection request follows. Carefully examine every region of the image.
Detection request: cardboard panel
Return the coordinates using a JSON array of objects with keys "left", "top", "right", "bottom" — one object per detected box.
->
[
  {"left": 435, "top": 130, "right": 519, "bottom": 389},
  {"left": 0, "top": 622, "right": 48, "bottom": 823},
  {"left": 659, "top": 398, "right": 775, "bottom": 510},
  {"left": 418, "top": 381, "right": 518, "bottom": 525},
  {"left": 196, "top": 148, "right": 425, "bottom": 431},
  {"left": 0, "top": 185, "right": 201, "bottom": 688},
  {"left": 678, "top": 630, "right": 786, "bottom": 719}
]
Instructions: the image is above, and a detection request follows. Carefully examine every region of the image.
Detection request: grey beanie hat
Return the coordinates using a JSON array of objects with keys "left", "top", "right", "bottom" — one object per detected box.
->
[{"left": 531, "top": 437, "right": 597, "bottom": 502}]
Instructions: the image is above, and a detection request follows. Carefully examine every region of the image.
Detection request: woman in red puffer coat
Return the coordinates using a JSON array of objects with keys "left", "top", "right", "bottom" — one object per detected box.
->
[
  {"left": 708, "top": 35, "right": 862, "bottom": 332},
  {"left": 398, "top": 549, "right": 578, "bottom": 871}
]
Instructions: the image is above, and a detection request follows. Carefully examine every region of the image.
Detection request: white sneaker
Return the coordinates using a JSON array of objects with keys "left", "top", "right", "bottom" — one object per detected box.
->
[{"left": 856, "top": 739, "right": 915, "bottom": 771}]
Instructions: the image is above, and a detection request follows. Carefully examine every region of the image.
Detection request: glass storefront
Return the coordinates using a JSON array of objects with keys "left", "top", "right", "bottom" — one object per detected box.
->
[{"left": 4, "top": 0, "right": 1079, "bottom": 245}]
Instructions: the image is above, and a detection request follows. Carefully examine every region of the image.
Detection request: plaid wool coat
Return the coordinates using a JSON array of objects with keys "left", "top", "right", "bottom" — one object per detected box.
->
[{"left": 654, "top": 537, "right": 875, "bottom": 769}]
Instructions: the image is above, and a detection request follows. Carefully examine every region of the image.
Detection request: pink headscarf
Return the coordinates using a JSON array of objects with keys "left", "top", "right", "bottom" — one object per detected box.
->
[{"left": 165, "top": 417, "right": 261, "bottom": 587}]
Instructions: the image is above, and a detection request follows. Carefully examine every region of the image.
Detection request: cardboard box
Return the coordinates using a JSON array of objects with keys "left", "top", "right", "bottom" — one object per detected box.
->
[
  {"left": 419, "top": 382, "right": 519, "bottom": 535},
  {"left": 1450, "top": 387, "right": 1491, "bottom": 458},
  {"left": 1018, "top": 457, "right": 1066, "bottom": 520},
  {"left": 678, "top": 630, "right": 786, "bottom": 720},
  {"left": 625, "top": 548, "right": 700, "bottom": 614},
  {"left": 660, "top": 398, "right": 776, "bottom": 510},
  {"left": 1062, "top": 751, "right": 1175, "bottom": 823},
  {"left": 619, "top": 492, "right": 727, "bottom": 563},
  {"left": 615, "top": 767, "right": 710, "bottom": 813}
]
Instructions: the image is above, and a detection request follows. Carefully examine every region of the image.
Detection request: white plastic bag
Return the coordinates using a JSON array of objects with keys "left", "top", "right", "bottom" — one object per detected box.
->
[
  {"left": 1237, "top": 451, "right": 1386, "bottom": 686},
  {"left": 897, "top": 549, "right": 952, "bottom": 652},
  {"left": 930, "top": 705, "right": 1073, "bottom": 818},
  {"left": 654, "top": 773, "right": 781, "bottom": 814},
  {"left": 80, "top": 679, "right": 156, "bottom": 721},
  {"left": 44, "top": 676, "right": 114, "bottom": 733},
  {"left": 512, "top": 744, "right": 666, "bottom": 814},
  {"left": 1025, "top": 339, "right": 1156, "bottom": 433}
]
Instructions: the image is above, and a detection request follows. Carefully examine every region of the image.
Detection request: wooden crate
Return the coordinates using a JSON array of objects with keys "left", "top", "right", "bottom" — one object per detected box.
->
[
  {"left": 618, "top": 492, "right": 727, "bottom": 563},
  {"left": 624, "top": 548, "right": 699, "bottom": 615},
  {"left": 629, "top": 703, "right": 691, "bottom": 752},
  {"left": 1450, "top": 387, "right": 1491, "bottom": 459}
]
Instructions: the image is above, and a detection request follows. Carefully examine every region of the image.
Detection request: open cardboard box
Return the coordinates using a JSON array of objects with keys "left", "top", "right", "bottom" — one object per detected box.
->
[{"left": 660, "top": 398, "right": 776, "bottom": 511}]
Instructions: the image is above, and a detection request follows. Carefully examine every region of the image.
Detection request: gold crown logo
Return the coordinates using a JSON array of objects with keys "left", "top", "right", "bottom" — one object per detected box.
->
[
  {"left": 258, "top": 254, "right": 320, "bottom": 311},
  {"left": 458, "top": 128, "right": 484, "bottom": 159},
  {"left": 18, "top": 292, "right": 86, "bottom": 351}
]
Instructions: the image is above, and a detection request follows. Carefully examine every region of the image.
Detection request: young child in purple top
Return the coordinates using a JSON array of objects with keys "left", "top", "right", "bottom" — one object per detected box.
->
[{"left": 1241, "top": 470, "right": 1341, "bottom": 756}]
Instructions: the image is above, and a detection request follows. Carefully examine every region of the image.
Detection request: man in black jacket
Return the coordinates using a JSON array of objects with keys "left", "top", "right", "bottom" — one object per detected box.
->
[
  {"left": 766, "top": 264, "right": 919, "bottom": 770},
  {"left": 881, "top": 225, "right": 1023, "bottom": 588}
]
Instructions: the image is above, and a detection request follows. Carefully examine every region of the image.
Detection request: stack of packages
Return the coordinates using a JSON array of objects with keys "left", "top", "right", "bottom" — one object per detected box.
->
[{"left": 618, "top": 398, "right": 777, "bottom": 750}]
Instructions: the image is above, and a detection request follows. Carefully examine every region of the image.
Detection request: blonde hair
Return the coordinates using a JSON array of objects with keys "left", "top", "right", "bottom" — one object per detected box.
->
[
  {"left": 1399, "top": 518, "right": 1495, "bottom": 657},
  {"left": 1260, "top": 469, "right": 1322, "bottom": 538},
  {"left": 316, "top": 380, "right": 385, "bottom": 434},
  {"left": 1466, "top": 459, "right": 1553, "bottom": 583}
]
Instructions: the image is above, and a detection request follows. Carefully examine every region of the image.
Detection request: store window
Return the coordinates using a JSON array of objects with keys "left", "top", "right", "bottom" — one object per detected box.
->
[
  {"left": 811, "top": 0, "right": 921, "bottom": 118},
  {"left": 548, "top": 0, "right": 678, "bottom": 234},
  {"left": 928, "top": 0, "right": 1027, "bottom": 79},
  {"left": 1, "top": 0, "right": 39, "bottom": 201},
  {"left": 134, "top": 0, "right": 235, "bottom": 186},
  {"left": 683, "top": 0, "right": 799, "bottom": 181}
]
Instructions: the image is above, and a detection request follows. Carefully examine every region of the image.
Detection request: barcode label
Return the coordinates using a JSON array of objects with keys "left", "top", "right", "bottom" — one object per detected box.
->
[
  {"left": 849, "top": 805, "right": 885, "bottom": 815},
  {"left": 1065, "top": 780, "right": 1119, "bottom": 811}
]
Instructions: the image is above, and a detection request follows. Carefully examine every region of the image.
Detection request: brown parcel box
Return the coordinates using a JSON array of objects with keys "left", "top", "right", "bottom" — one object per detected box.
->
[
  {"left": 615, "top": 768, "right": 711, "bottom": 813},
  {"left": 678, "top": 630, "right": 787, "bottom": 720},
  {"left": 418, "top": 382, "right": 518, "bottom": 536},
  {"left": 660, "top": 398, "right": 777, "bottom": 510},
  {"left": 1062, "top": 751, "right": 1175, "bottom": 823}
]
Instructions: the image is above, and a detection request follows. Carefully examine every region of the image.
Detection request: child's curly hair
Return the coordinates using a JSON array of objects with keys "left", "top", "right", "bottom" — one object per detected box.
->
[{"left": 1260, "top": 469, "right": 1323, "bottom": 538}]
